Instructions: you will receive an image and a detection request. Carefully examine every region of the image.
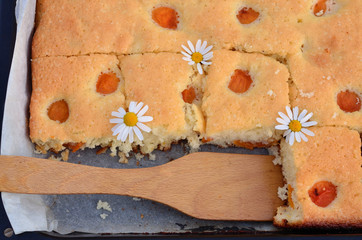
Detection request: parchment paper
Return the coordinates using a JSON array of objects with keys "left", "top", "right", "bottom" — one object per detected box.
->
[{"left": 1, "top": 0, "right": 279, "bottom": 235}]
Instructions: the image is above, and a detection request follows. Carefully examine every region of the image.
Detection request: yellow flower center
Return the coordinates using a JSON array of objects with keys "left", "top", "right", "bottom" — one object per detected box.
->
[
  {"left": 289, "top": 120, "right": 302, "bottom": 132},
  {"left": 191, "top": 52, "right": 203, "bottom": 63},
  {"left": 124, "top": 112, "right": 138, "bottom": 126}
]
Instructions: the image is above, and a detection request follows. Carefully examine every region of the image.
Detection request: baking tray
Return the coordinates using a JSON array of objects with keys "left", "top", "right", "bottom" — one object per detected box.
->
[{"left": 1, "top": 0, "right": 361, "bottom": 238}]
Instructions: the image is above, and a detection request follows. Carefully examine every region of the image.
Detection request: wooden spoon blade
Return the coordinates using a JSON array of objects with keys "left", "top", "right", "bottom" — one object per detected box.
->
[{"left": 0, "top": 153, "right": 283, "bottom": 221}]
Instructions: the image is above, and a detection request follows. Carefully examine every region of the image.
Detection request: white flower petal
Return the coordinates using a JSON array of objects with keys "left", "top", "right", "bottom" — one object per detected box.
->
[
  {"left": 197, "top": 63, "right": 203, "bottom": 74},
  {"left": 285, "top": 132, "right": 291, "bottom": 144},
  {"left": 301, "top": 128, "right": 315, "bottom": 136},
  {"left": 300, "top": 112, "right": 313, "bottom": 123},
  {"left": 137, "top": 122, "right": 151, "bottom": 133},
  {"left": 113, "top": 123, "right": 126, "bottom": 136},
  {"left": 200, "top": 40, "right": 208, "bottom": 53},
  {"left": 295, "top": 132, "right": 301, "bottom": 142},
  {"left": 112, "top": 111, "right": 125, "bottom": 118},
  {"left": 117, "top": 127, "right": 127, "bottom": 140},
  {"left": 293, "top": 107, "right": 299, "bottom": 120},
  {"left": 117, "top": 107, "right": 126, "bottom": 116},
  {"left": 187, "top": 40, "right": 195, "bottom": 53},
  {"left": 299, "top": 132, "right": 308, "bottom": 142},
  {"left": 181, "top": 44, "right": 192, "bottom": 55},
  {"left": 302, "top": 121, "right": 317, "bottom": 127},
  {"left": 112, "top": 123, "right": 122, "bottom": 133},
  {"left": 298, "top": 109, "right": 308, "bottom": 121},
  {"left": 129, "top": 127, "right": 134, "bottom": 143},
  {"left": 278, "top": 112, "right": 291, "bottom": 123},
  {"left": 289, "top": 132, "right": 295, "bottom": 145},
  {"left": 121, "top": 127, "right": 130, "bottom": 142},
  {"left": 116, "top": 133, "right": 122, "bottom": 141},
  {"left": 182, "top": 57, "right": 192, "bottom": 62},
  {"left": 133, "top": 126, "right": 144, "bottom": 141},
  {"left": 275, "top": 125, "right": 289, "bottom": 130},
  {"left": 181, "top": 51, "right": 191, "bottom": 58},
  {"left": 202, "top": 45, "right": 213, "bottom": 55},
  {"left": 277, "top": 117, "right": 289, "bottom": 125},
  {"left": 137, "top": 105, "right": 149, "bottom": 117},
  {"left": 283, "top": 129, "right": 291, "bottom": 137},
  {"left": 286, "top": 106, "right": 293, "bottom": 120},
  {"left": 129, "top": 101, "right": 137, "bottom": 113},
  {"left": 138, "top": 116, "right": 153, "bottom": 123},
  {"left": 188, "top": 60, "right": 195, "bottom": 65},
  {"left": 203, "top": 52, "right": 213, "bottom": 60},
  {"left": 201, "top": 61, "right": 212, "bottom": 65},
  {"left": 110, "top": 118, "right": 123, "bottom": 124},
  {"left": 134, "top": 102, "right": 144, "bottom": 114},
  {"left": 195, "top": 39, "right": 201, "bottom": 52}
]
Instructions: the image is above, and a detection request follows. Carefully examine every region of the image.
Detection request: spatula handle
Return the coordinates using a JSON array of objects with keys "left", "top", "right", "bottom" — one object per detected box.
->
[{"left": 0, "top": 155, "right": 154, "bottom": 196}]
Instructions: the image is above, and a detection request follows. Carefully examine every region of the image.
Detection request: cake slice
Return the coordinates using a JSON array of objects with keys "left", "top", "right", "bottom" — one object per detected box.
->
[
  {"left": 32, "top": 0, "right": 201, "bottom": 58},
  {"left": 30, "top": 54, "right": 126, "bottom": 154},
  {"left": 289, "top": 0, "right": 361, "bottom": 131},
  {"left": 190, "top": 0, "right": 305, "bottom": 56},
  {"left": 202, "top": 50, "right": 289, "bottom": 148},
  {"left": 274, "top": 127, "right": 362, "bottom": 228},
  {"left": 119, "top": 52, "right": 204, "bottom": 154}
]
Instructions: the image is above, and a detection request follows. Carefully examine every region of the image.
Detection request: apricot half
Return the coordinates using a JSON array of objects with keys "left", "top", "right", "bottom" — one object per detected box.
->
[
  {"left": 152, "top": 7, "right": 179, "bottom": 29},
  {"left": 96, "top": 72, "right": 120, "bottom": 95},
  {"left": 337, "top": 90, "right": 361, "bottom": 113},
  {"left": 228, "top": 69, "right": 253, "bottom": 94},
  {"left": 47, "top": 100, "right": 69, "bottom": 123},
  {"left": 237, "top": 7, "right": 259, "bottom": 24},
  {"left": 313, "top": 0, "right": 327, "bottom": 17},
  {"left": 182, "top": 86, "right": 196, "bottom": 104},
  {"left": 308, "top": 181, "right": 337, "bottom": 207}
]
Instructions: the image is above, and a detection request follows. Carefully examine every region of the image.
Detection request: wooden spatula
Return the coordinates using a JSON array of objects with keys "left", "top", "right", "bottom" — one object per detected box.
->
[{"left": 0, "top": 153, "right": 283, "bottom": 221}]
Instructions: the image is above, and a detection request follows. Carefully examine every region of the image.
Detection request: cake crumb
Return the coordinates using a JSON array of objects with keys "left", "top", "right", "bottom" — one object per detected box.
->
[
  {"left": 35, "top": 145, "right": 47, "bottom": 154},
  {"left": 149, "top": 153, "right": 156, "bottom": 161},
  {"left": 61, "top": 149, "right": 69, "bottom": 162},
  {"left": 140, "top": 214, "right": 144, "bottom": 219},
  {"left": 267, "top": 90, "right": 275, "bottom": 97},
  {"left": 118, "top": 152, "right": 129, "bottom": 164},
  {"left": 268, "top": 146, "right": 282, "bottom": 165},
  {"left": 134, "top": 153, "right": 144, "bottom": 161},
  {"left": 48, "top": 155, "right": 62, "bottom": 161},
  {"left": 133, "top": 197, "right": 141, "bottom": 201},
  {"left": 100, "top": 213, "right": 109, "bottom": 220},
  {"left": 97, "top": 200, "right": 112, "bottom": 212},
  {"left": 76, "top": 154, "right": 81, "bottom": 157},
  {"left": 278, "top": 184, "right": 288, "bottom": 201},
  {"left": 299, "top": 89, "right": 314, "bottom": 98}
]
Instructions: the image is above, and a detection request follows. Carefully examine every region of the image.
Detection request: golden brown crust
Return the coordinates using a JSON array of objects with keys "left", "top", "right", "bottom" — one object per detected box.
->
[
  {"left": 119, "top": 53, "right": 194, "bottom": 140},
  {"left": 30, "top": 55, "right": 125, "bottom": 143},
  {"left": 32, "top": 0, "right": 306, "bottom": 57},
  {"left": 289, "top": 0, "right": 362, "bottom": 131},
  {"left": 202, "top": 50, "right": 289, "bottom": 143},
  {"left": 276, "top": 127, "right": 362, "bottom": 228}
]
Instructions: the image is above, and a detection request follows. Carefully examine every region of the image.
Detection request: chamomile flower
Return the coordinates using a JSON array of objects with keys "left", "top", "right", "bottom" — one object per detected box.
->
[
  {"left": 275, "top": 106, "right": 317, "bottom": 146},
  {"left": 181, "top": 39, "right": 213, "bottom": 74},
  {"left": 110, "top": 101, "right": 153, "bottom": 143}
]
